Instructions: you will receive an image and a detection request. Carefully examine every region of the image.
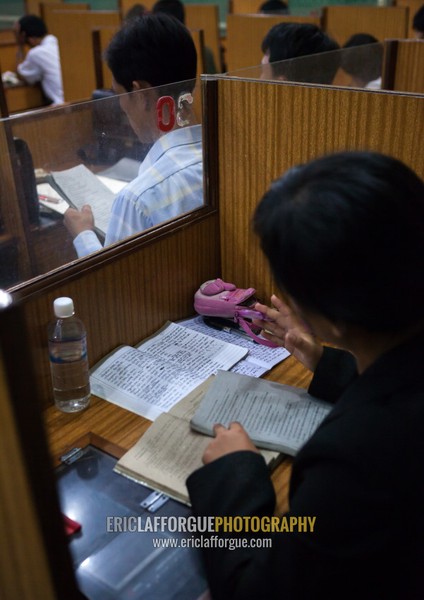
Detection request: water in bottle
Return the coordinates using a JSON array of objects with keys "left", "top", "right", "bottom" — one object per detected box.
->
[{"left": 48, "top": 297, "right": 91, "bottom": 412}]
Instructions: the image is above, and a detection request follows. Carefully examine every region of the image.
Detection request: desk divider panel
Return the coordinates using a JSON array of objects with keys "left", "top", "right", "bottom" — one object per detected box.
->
[
  {"left": 41, "top": 2, "right": 90, "bottom": 24},
  {"left": 230, "top": 0, "right": 263, "bottom": 14},
  {"left": 226, "top": 14, "right": 322, "bottom": 72},
  {"left": 322, "top": 5, "right": 409, "bottom": 47},
  {"left": 25, "top": 0, "right": 55, "bottom": 16},
  {"left": 0, "top": 300, "right": 80, "bottom": 598},
  {"left": 92, "top": 26, "right": 120, "bottom": 90},
  {"left": 204, "top": 76, "right": 424, "bottom": 299},
  {"left": 186, "top": 4, "right": 222, "bottom": 73},
  {"left": 47, "top": 10, "right": 120, "bottom": 103},
  {"left": 383, "top": 39, "right": 424, "bottom": 93},
  {"left": 395, "top": 0, "right": 423, "bottom": 38}
]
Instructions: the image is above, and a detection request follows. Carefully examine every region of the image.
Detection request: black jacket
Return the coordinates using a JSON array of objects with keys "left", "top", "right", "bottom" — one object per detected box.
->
[{"left": 187, "top": 338, "right": 424, "bottom": 599}]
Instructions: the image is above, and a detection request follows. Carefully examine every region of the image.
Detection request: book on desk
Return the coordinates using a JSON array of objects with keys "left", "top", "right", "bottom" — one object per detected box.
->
[{"left": 89, "top": 318, "right": 290, "bottom": 420}]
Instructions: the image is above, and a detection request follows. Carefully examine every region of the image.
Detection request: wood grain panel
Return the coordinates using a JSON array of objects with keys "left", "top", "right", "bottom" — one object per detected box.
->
[
  {"left": 0, "top": 303, "right": 79, "bottom": 598},
  {"left": 3, "top": 84, "right": 46, "bottom": 113},
  {"left": 323, "top": 5, "right": 408, "bottom": 47},
  {"left": 384, "top": 39, "right": 424, "bottom": 93},
  {"left": 13, "top": 213, "right": 220, "bottom": 408},
  {"left": 0, "top": 41, "right": 20, "bottom": 72},
  {"left": 226, "top": 14, "right": 322, "bottom": 71},
  {"left": 212, "top": 78, "right": 424, "bottom": 297},
  {"left": 186, "top": 4, "right": 222, "bottom": 73},
  {"left": 41, "top": 2, "right": 89, "bottom": 26},
  {"left": 231, "top": 0, "right": 263, "bottom": 14},
  {"left": 0, "top": 353, "right": 57, "bottom": 599},
  {"left": 395, "top": 0, "right": 423, "bottom": 38},
  {"left": 47, "top": 10, "right": 120, "bottom": 102},
  {"left": 92, "top": 26, "right": 118, "bottom": 89}
]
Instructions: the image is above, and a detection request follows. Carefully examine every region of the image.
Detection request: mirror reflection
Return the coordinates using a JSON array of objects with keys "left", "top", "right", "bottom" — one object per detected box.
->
[
  {"left": 0, "top": 13, "right": 204, "bottom": 290},
  {"left": 226, "top": 41, "right": 385, "bottom": 89}
]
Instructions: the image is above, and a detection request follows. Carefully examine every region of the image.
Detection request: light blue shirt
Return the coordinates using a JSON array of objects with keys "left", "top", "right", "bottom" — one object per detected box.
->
[{"left": 73, "top": 124, "right": 203, "bottom": 258}]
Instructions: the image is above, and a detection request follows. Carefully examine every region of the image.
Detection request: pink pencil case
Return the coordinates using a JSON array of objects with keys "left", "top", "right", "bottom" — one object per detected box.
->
[{"left": 194, "top": 279, "right": 277, "bottom": 347}]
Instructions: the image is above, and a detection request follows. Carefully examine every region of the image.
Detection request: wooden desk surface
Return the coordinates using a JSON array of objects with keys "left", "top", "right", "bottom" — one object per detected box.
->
[{"left": 44, "top": 353, "right": 312, "bottom": 514}]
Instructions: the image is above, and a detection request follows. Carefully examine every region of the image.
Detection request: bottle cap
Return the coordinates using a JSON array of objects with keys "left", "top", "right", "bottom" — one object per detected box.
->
[{"left": 53, "top": 297, "right": 75, "bottom": 318}]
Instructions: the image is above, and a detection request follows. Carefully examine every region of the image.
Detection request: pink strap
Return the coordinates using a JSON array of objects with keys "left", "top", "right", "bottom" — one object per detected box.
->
[{"left": 235, "top": 315, "right": 278, "bottom": 348}]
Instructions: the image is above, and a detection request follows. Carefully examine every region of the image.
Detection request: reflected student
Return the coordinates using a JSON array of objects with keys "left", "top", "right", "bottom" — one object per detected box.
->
[
  {"left": 187, "top": 151, "right": 424, "bottom": 599},
  {"left": 64, "top": 14, "right": 203, "bottom": 258},
  {"left": 260, "top": 23, "right": 339, "bottom": 84}
]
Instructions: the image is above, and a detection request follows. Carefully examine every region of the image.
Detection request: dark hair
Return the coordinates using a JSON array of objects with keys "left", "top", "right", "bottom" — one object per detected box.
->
[
  {"left": 259, "top": 0, "right": 289, "bottom": 15},
  {"left": 341, "top": 33, "right": 382, "bottom": 83},
  {"left": 124, "top": 3, "right": 147, "bottom": 22},
  {"left": 152, "top": 0, "right": 185, "bottom": 24},
  {"left": 344, "top": 33, "right": 378, "bottom": 48},
  {"left": 412, "top": 5, "right": 424, "bottom": 33},
  {"left": 261, "top": 23, "right": 340, "bottom": 83},
  {"left": 254, "top": 152, "right": 424, "bottom": 332},
  {"left": 105, "top": 13, "right": 196, "bottom": 92},
  {"left": 18, "top": 15, "right": 47, "bottom": 38}
]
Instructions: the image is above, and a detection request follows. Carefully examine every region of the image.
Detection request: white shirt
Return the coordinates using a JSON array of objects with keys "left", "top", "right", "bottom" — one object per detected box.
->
[{"left": 17, "top": 34, "right": 64, "bottom": 105}]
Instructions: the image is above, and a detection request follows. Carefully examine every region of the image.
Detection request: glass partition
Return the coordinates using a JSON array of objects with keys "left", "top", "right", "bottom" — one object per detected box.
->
[
  {"left": 0, "top": 77, "right": 204, "bottom": 289},
  {"left": 225, "top": 43, "right": 384, "bottom": 89}
]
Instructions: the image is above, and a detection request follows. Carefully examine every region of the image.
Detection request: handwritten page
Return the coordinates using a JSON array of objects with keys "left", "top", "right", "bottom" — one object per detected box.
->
[
  {"left": 115, "top": 379, "right": 279, "bottom": 504},
  {"left": 50, "top": 164, "right": 116, "bottom": 235},
  {"left": 180, "top": 315, "right": 290, "bottom": 377},
  {"left": 135, "top": 322, "right": 248, "bottom": 379},
  {"left": 190, "top": 370, "right": 332, "bottom": 456},
  {"left": 90, "top": 322, "right": 248, "bottom": 420}
]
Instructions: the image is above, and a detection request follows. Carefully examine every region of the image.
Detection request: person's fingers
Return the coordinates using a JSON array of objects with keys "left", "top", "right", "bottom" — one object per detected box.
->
[
  {"left": 270, "top": 294, "right": 292, "bottom": 316},
  {"left": 228, "top": 421, "right": 243, "bottom": 431},
  {"left": 213, "top": 423, "right": 226, "bottom": 436}
]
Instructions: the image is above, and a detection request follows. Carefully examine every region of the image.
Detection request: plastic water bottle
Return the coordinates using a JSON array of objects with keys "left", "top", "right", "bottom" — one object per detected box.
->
[{"left": 48, "top": 297, "right": 91, "bottom": 412}]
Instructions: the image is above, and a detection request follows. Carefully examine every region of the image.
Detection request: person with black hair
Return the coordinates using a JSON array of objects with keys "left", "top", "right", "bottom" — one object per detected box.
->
[
  {"left": 152, "top": 0, "right": 218, "bottom": 73},
  {"left": 123, "top": 3, "right": 148, "bottom": 22},
  {"left": 65, "top": 13, "right": 203, "bottom": 258},
  {"left": 412, "top": 4, "right": 424, "bottom": 38},
  {"left": 187, "top": 151, "right": 424, "bottom": 599},
  {"left": 261, "top": 22, "right": 339, "bottom": 84},
  {"left": 13, "top": 14, "right": 63, "bottom": 105},
  {"left": 341, "top": 33, "right": 383, "bottom": 89},
  {"left": 259, "top": 0, "right": 289, "bottom": 14}
]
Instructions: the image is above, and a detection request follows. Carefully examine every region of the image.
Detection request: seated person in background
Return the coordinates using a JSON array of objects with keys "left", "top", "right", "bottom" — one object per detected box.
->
[
  {"left": 259, "top": 0, "right": 289, "bottom": 15},
  {"left": 341, "top": 33, "right": 383, "bottom": 89},
  {"left": 152, "top": 0, "right": 218, "bottom": 74},
  {"left": 123, "top": 3, "right": 148, "bottom": 22},
  {"left": 64, "top": 14, "right": 203, "bottom": 258},
  {"left": 261, "top": 23, "right": 339, "bottom": 83},
  {"left": 187, "top": 151, "right": 424, "bottom": 599},
  {"left": 412, "top": 5, "right": 424, "bottom": 39},
  {"left": 13, "top": 15, "right": 64, "bottom": 105}
]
